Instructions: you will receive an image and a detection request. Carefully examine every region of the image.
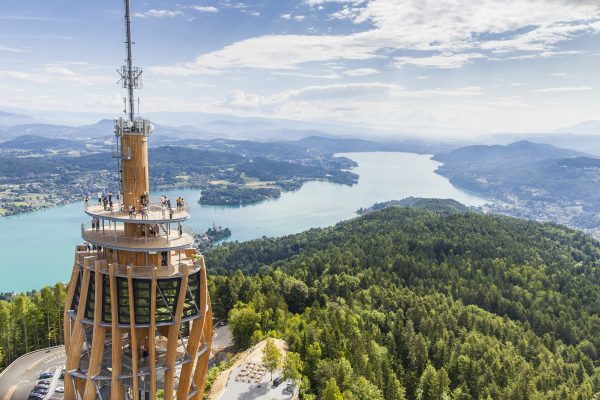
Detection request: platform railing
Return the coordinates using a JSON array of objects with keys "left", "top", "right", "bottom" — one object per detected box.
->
[
  {"left": 84, "top": 200, "right": 190, "bottom": 219},
  {"left": 82, "top": 222, "right": 194, "bottom": 239}
]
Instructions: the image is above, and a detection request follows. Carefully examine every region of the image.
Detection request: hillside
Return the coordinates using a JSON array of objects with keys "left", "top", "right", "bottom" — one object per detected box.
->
[
  {"left": 206, "top": 207, "right": 600, "bottom": 399},
  {"left": 357, "top": 197, "right": 471, "bottom": 215},
  {"left": 2, "top": 207, "right": 600, "bottom": 398},
  {"left": 434, "top": 141, "right": 600, "bottom": 237}
]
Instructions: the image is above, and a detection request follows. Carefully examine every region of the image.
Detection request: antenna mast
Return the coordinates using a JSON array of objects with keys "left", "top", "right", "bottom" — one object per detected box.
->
[{"left": 119, "top": 0, "right": 142, "bottom": 122}]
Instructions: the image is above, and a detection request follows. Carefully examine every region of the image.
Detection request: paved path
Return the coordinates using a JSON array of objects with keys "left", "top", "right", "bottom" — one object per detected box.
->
[{"left": 0, "top": 347, "right": 65, "bottom": 400}]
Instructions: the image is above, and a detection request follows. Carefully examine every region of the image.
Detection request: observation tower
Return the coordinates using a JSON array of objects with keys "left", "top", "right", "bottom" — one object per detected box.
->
[{"left": 63, "top": 1, "right": 213, "bottom": 399}]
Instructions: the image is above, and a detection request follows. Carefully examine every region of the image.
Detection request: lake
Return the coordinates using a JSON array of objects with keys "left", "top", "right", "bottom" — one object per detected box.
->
[{"left": 0, "top": 152, "right": 485, "bottom": 292}]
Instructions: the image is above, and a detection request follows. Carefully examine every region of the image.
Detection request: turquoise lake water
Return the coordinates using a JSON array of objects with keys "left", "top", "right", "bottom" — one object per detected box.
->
[{"left": 0, "top": 152, "right": 485, "bottom": 292}]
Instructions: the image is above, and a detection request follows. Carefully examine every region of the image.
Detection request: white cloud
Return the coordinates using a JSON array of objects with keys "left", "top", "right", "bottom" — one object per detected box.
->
[
  {"left": 395, "top": 53, "right": 484, "bottom": 69},
  {"left": 191, "top": 6, "right": 219, "bottom": 13},
  {"left": 223, "top": 82, "right": 483, "bottom": 111},
  {"left": 135, "top": 9, "right": 182, "bottom": 18},
  {"left": 0, "top": 65, "right": 92, "bottom": 85},
  {"left": 532, "top": 86, "right": 593, "bottom": 93},
  {"left": 0, "top": 45, "right": 29, "bottom": 53},
  {"left": 304, "top": 0, "right": 364, "bottom": 5},
  {"left": 344, "top": 68, "right": 378, "bottom": 76},
  {"left": 549, "top": 72, "right": 572, "bottom": 77},
  {"left": 294, "top": 15, "right": 306, "bottom": 21},
  {"left": 151, "top": 0, "right": 600, "bottom": 75}
]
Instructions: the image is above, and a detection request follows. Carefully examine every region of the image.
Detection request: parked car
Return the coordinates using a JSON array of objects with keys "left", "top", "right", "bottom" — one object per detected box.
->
[
  {"left": 32, "top": 387, "right": 48, "bottom": 395},
  {"left": 37, "top": 380, "right": 51, "bottom": 386},
  {"left": 28, "top": 394, "right": 44, "bottom": 400},
  {"left": 60, "top": 368, "right": 65, "bottom": 380},
  {"left": 56, "top": 386, "right": 65, "bottom": 393},
  {"left": 34, "top": 384, "right": 49, "bottom": 390},
  {"left": 38, "top": 371, "right": 53, "bottom": 380},
  {"left": 286, "top": 381, "right": 294, "bottom": 393},
  {"left": 273, "top": 376, "right": 284, "bottom": 387}
]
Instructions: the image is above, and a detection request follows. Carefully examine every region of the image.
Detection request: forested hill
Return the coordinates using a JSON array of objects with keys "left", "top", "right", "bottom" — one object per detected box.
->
[{"left": 207, "top": 207, "right": 600, "bottom": 399}]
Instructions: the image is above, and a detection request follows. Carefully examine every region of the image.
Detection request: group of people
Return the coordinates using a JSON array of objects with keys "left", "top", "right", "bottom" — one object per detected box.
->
[
  {"left": 84, "top": 191, "right": 187, "bottom": 221},
  {"left": 84, "top": 191, "right": 121, "bottom": 212}
]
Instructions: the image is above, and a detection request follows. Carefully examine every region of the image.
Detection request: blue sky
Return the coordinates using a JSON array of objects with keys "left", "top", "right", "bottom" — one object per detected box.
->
[{"left": 1, "top": 0, "right": 600, "bottom": 136}]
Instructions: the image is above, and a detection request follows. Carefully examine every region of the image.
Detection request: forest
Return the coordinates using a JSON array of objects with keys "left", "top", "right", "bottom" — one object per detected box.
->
[{"left": 1, "top": 206, "right": 600, "bottom": 399}]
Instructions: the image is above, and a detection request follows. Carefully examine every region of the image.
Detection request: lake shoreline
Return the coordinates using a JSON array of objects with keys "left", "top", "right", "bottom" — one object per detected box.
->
[{"left": 0, "top": 152, "right": 486, "bottom": 292}]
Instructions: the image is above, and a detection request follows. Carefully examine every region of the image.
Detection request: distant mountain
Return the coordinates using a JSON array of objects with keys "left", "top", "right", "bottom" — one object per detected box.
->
[
  {"left": 434, "top": 141, "right": 600, "bottom": 233},
  {"left": 292, "top": 136, "right": 387, "bottom": 153},
  {"left": 0, "top": 123, "right": 80, "bottom": 140},
  {"left": 289, "top": 135, "right": 462, "bottom": 155},
  {"left": 555, "top": 120, "right": 600, "bottom": 135},
  {"left": 481, "top": 133, "right": 600, "bottom": 156},
  {"left": 0, "top": 111, "right": 35, "bottom": 127},
  {"left": 434, "top": 140, "right": 586, "bottom": 168},
  {"left": 0, "top": 135, "right": 88, "bottom": 151}
]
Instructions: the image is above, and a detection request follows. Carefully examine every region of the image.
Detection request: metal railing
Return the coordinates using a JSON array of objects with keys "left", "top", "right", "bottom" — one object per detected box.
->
[
  {"left": 81, "top": 222, "right": 194, "bottom": 249},
  {"left": 114, "top": 117, "right": 153, "bottom": 137},
  {"left": 84, "top": 200, "right": 190, "bottom": 219},
  {"left": 82, "top": 221, "right": 194, "bottom": 237}
]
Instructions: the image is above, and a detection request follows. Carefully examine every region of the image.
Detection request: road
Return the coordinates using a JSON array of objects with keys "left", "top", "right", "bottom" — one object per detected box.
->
[
  {"left": 0, "top": 325, "right": 232, "bottom": 400},
  {"left": 0, "top": 346, "right": 66, "bottom": 400}
]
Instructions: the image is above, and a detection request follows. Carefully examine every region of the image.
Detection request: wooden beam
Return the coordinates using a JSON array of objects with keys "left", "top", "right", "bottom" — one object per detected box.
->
[
  {"left": 177, "top": 256, "right": 207, "bottom": 399},
  {"left": 191, "top": 258, "right": 213, "bottom": 400},
  {"left": 149, "top": 267, "right": 157, "bottom": 400},
  {"left": 64, "top": 267, "right": 90, "bottom": 400},
  {"left": 128, "top": 266, "right": 140, "bottom": 400},
  {"left": 63, "top": 257, "right": 80, "bottom": 349},
  {"left": 109, "top": 263, "right": 124, "bottom": 400},
  {"left": 83, "top": 262, "right": 107, "bottom": 400},
  {"left": 163, "top": 268, "right": 189, "bottom": 400}
]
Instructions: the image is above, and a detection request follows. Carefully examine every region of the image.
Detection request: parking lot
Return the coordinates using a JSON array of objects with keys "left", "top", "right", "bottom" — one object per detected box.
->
[{"left": 0, "top": 346, "right": 66, "bottom": 400}]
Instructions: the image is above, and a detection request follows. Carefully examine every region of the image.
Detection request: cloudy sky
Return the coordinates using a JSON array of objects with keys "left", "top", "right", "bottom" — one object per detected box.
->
[{"left": 1, "top": 0, "right": 600, "bottom": 135}]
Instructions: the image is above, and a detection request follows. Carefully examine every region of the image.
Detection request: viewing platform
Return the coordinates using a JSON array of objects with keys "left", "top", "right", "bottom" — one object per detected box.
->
[
  {"left": 81, "top": 222, "right": 194, "bottom": 252},
  {"left": 77, "top": 251, "right": 200, "bottom": 278},
  {"left": 84, "top": 201, "right": 190, "bottom": 223}
]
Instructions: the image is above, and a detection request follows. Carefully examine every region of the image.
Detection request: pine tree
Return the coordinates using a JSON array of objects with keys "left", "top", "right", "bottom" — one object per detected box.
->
[{"left": 322, "top": 378, "right": 343, "bottom": 400}]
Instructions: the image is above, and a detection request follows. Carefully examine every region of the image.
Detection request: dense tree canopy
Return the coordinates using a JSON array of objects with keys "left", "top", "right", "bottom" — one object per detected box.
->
[
  {"left": 208, "top": 207, "right": 600, "bottom": 399},
  {"left": 2, "top": 206, "right": 600, "bottom": 400}
]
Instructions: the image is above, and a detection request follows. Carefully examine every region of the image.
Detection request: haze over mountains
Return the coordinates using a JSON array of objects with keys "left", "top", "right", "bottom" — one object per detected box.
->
[{"left": 2, "top": 108, "right": 600, "bottom": 152}]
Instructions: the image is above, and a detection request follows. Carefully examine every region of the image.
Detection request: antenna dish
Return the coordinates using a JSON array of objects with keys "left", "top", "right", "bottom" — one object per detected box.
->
[
  {"left": 127, "top": 120, "right": 134, "bottom": 128},
  {"left": 149, "top": 123, "right": 155, "bottom": 133}
]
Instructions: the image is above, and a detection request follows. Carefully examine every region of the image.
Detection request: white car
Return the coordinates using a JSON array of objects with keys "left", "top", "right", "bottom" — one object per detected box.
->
[{"left": 55, "top": 387, "right": 64, "bottom": 393}]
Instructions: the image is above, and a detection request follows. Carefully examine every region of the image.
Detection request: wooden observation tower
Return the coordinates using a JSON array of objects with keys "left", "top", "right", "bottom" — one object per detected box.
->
[{"left": 63, "top": 1, "right": 213, "bottom": 398}]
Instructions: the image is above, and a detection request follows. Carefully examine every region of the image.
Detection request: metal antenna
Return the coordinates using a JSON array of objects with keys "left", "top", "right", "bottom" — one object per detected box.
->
[
  {"left": 118, "top": 0, "right": 143, "bottom": 122},
  {"left": 125, "top": 0, "right": 135, "bottom": 122}
]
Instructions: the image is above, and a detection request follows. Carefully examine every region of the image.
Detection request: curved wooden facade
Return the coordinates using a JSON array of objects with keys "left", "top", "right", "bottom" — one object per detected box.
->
[{"left": 63, "top": 118, "right": 212, "bottom": 400}]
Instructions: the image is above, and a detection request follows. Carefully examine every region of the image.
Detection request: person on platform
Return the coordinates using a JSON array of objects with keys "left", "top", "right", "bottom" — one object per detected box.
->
[
  {"left": 84, "top": 195, "right": 89, "bottom": 208},
  {"left": 97, "top": 191, "right": 102, "bottom": 205},
  {"left": 161, "top": 203, "right": 167, "bottom": 219}
]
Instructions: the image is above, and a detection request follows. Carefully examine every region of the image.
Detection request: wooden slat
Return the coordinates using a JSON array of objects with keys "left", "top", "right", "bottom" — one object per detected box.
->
[
  {"left": 163, "top": 268, "right": 189, "bottom": 400},
  {"left": 127, "top": 266, "right": 140, "bottom": 400},
  {"left": 64, "top": 267, "right": 90, "bottom": 400},
  {"left": 109, "top": 263, "right": 124, "bottom": 400},
  {"left": 83, "top": 262, "right": 107, "bottom": 400},
  {"left": 191, "top": 259, "right": 213, "bottom": 400},
  {"left": 176, "top": 256, "right": 207, "bottom": 399},
  {"left": 63, "top": 257, "right": 80, "bottom": 349},
  {"left": 150, "top": 267, "right": 158, "bottom": 400}
]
